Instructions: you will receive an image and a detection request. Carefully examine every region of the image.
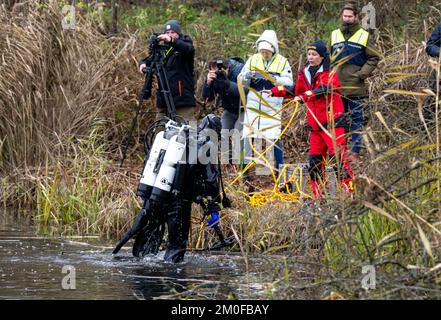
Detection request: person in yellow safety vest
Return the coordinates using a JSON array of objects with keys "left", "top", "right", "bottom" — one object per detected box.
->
[
  {"left": 239, "top": 30, "right": 293, "bottom": 184},
  {"left": 330, "top": 2, "right": 380, "bottom": 164}
]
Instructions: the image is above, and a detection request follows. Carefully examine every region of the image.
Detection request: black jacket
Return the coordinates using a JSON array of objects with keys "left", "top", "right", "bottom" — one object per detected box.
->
[
  {"left": 140, "top": 35, "right": 196, "bottom": 109},
  {"left": 202, "top": 59, "right": 245, "bottom": 114},
  {"left": 426, "top": 24, "right": 441, "bottom": 94},
  {"left": 426, "top": 24, "right": 441, "bottom": 58}
]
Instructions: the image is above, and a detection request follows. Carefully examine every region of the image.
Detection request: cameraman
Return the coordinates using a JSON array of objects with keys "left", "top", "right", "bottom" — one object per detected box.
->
[
  {"left": 202, "top": 57, "right": 245, "bottom": 164},
  {"left": 202, "top": 57, "right": 245, "bottom": 131},
  {"left": 139, "top": 20, "right": 196, "bottom": 122}
]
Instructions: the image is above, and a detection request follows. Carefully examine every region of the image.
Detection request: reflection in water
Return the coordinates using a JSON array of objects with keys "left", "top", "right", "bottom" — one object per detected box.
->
[{"left": 0, "top": 212, "right": 268, "bottom": 300}]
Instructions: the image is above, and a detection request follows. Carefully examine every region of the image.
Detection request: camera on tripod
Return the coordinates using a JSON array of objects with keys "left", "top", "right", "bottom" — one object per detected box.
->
[
  {"left": 149, "top": 32, "right": 162, "bottom": 47},
  {"left": 138, "top": 32, "right": 178, "bottom": 119}
]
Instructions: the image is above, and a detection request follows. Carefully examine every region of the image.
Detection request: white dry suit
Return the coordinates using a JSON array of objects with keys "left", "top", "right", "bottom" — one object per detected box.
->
[
  {"left": 239, "top": 30, "right": 293, "bottom": 170},
  {"left": 240, "top": 30, "right": 293, "bottom": 140}
]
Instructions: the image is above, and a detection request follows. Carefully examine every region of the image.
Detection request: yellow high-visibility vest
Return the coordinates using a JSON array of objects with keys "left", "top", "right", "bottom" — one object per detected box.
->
[
  {"left": 331, "top": 28, "right": 370, "bottom": 66},
  {"left": 249, "top": 53, "right": 287, "bottom": 75},
  {"left": 331, "top": 28, "right": 369, "bottom": 47}
]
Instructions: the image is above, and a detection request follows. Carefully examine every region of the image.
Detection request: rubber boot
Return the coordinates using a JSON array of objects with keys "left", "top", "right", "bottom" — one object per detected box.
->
[
  {"left": 164, "top": 199, "right": 191, "bottom": 263},
  {"left": 310, "top": 180, "right": 323, "bottom": 199}
]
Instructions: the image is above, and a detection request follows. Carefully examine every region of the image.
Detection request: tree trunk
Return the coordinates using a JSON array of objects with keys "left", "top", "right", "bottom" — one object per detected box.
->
[
  {"left": 1, "top": 0, "right": 19, "bottom": 10},
  {"left": 110, "top": 0, "right": 118, "bottom": 35}
]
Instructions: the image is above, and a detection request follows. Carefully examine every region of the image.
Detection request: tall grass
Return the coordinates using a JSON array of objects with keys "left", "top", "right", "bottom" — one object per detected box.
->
[
  {"left": 0, "top": 1, "right": 146, "bottom": 237},
  {"left": 33, "top": 120, "right": 138, "bottom": 237},
  {"left": 0, "top": 1, "right": 145, "bottom": 172}
]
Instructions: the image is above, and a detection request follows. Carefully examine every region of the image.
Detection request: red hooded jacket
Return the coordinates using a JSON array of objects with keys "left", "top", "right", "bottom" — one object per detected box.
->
[{"left": 271, "top": 65, "right": 345, "bottom": 131}]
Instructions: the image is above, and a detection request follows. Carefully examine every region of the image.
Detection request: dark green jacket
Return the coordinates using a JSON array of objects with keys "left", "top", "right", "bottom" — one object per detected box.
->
[{"left": 331, "top": 23, "right": 380, "bottom": 98}]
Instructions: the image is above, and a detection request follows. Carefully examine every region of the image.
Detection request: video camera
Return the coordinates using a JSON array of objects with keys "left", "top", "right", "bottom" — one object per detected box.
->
[{"left": 148, "top": 32, "right": 166, "bottom": 49}]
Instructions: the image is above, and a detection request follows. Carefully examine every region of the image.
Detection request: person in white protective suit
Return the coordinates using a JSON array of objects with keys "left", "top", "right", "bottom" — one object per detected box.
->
[{"left": 239, "top": 30, "right": 293, "bottom": 181}]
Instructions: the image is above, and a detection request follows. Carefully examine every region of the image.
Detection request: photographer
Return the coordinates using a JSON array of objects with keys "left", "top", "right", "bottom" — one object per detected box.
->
[
  {"left": 139, "top": 20, "right": 196, "bottom": 122},
  {"left": 202, "top": 57, "right": 245, "bottom": 132}
]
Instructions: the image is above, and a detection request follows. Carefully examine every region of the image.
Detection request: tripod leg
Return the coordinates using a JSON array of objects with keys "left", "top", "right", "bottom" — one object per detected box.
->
[
  {"left": 156, "top": 63, "right": 177, "bottom": 121},
  {"left": 120, "top": 66, "right": 155, "bottom": 167}
]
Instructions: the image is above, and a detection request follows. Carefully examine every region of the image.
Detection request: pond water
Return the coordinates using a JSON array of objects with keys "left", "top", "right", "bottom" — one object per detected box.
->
[{"left": 0, "top": 212, "right": 298, "bottom": 300}]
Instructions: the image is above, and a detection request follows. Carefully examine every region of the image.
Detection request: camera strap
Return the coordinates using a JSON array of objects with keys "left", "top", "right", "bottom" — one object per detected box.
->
[{"left": 163, "top": 47, "right": 174, "bottom": 59}]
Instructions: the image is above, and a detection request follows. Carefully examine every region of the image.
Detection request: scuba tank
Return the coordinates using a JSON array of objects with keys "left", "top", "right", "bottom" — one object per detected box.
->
[
  {"left": 150, "top": 132, "right": 186, "bottom": 202},
  {"left": 136, "top": 130, "right": 170, "bottom": 197},
  {"left": 136, "top": 120, "right": 188, "bottom": 202}
]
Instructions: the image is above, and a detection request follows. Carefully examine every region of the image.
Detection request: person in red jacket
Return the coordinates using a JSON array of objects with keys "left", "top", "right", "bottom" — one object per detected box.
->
[{"left": 263, "top": 40, "right": 353, "bottom": 198}]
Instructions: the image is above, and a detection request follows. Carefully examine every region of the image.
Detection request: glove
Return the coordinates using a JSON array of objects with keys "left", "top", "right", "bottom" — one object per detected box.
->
[
  {"left": 242, "top": 71, "right": 255, "bottom": 82},
  {"left": 253, "top": 71, "right": 265, "bottom": 80},
  {"left": 207, "top": 212, "right": 220, "bottom": 229}
]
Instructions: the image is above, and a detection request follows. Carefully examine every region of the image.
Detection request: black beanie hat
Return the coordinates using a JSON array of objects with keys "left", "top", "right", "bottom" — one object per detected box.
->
[
  {"left": 307, "top": 40, "right": 331, "bottom": 70},
  {"left": 164, "top": 20, "right": 182, "bottom": 34},
  {"left": 307, "top": 40, "right": 328, "bottom": 58}
]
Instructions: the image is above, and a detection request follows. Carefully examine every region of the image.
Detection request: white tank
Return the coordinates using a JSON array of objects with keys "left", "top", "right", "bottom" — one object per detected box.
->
[
  {"left": 137, "top": 131, "right": 170, "bottom": 196},
  {"left": 150, "top": 133, "right": 186, "bottom": 201}
]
